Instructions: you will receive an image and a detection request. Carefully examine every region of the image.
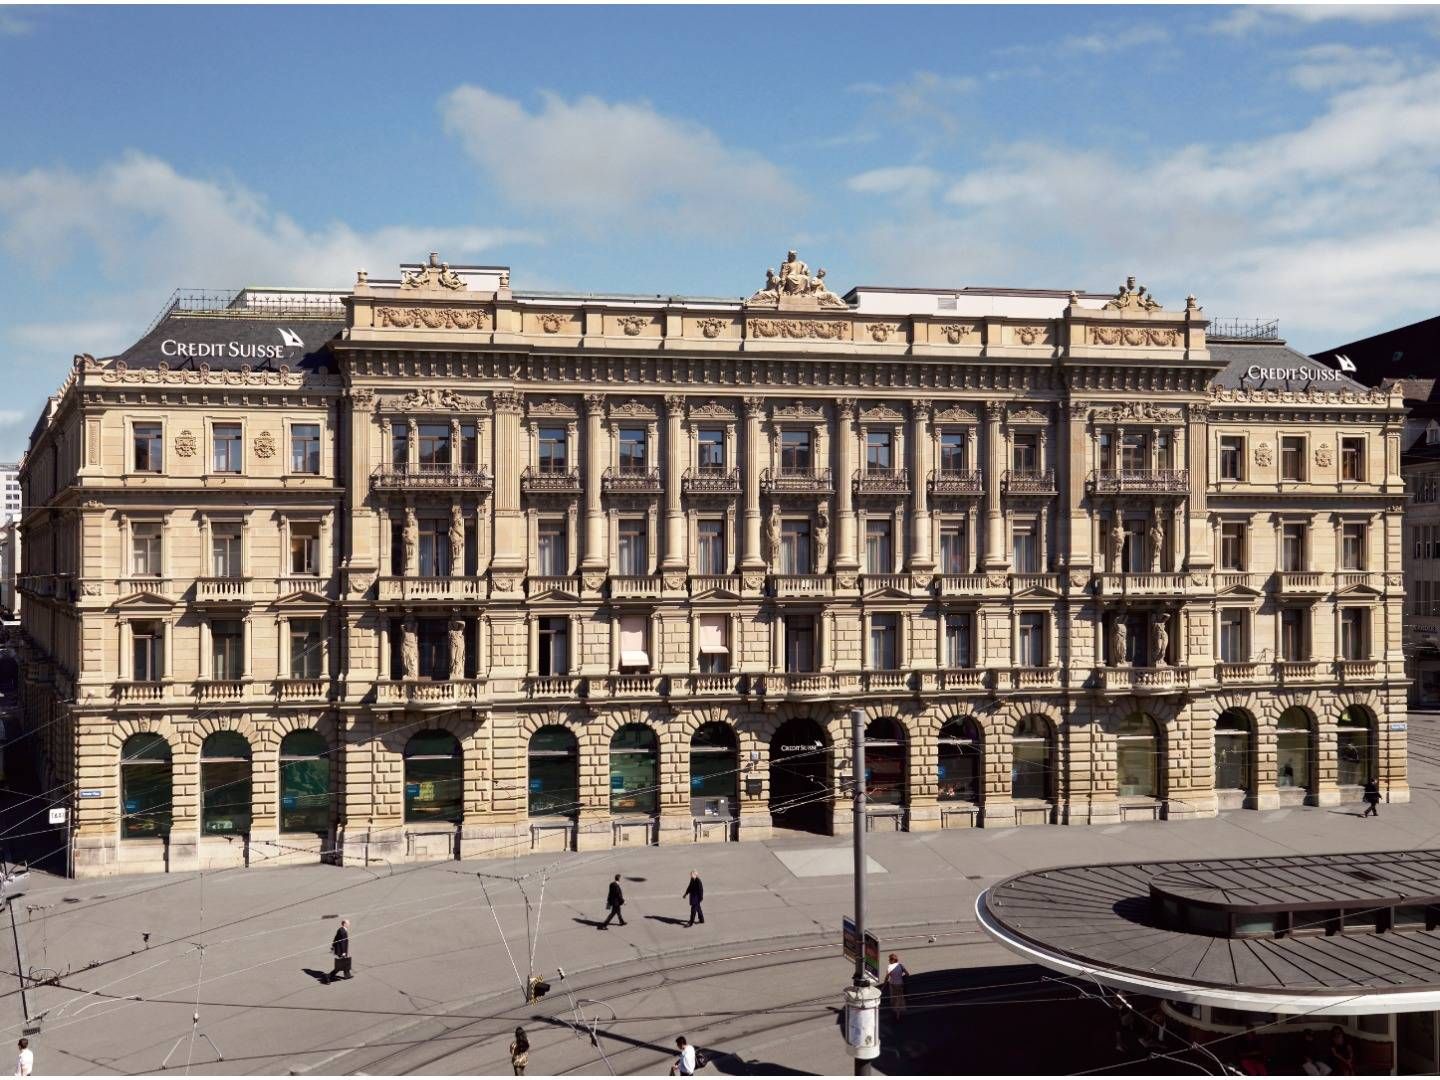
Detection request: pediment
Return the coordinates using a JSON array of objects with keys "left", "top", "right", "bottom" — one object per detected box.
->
[
  {"left": 273, "top": 588, "right": 334, "bottom": 606},
  {"left": 528, "top": 397, "right": 578, "bottom": 420},
  {"left": 862, "top": 584, "right": 912, "bottom": 600},
  {"left": 1217, "top": 581, "right": 1264, "bottom": 598},
  {"left": 111, "top": 589, "right": 175, "bottom": 609},
  {"left": 528, "top": 584, "right": 581, "bottom": 602},
  {"left": 1335, "top": 581, "right": 1383, "bottom": 598},
  {"left": 1011, "top": 582, "right": 1062, "bottom": 599},
  {"left": 860, "top": 404, "right": 905, "bottom": 424},
  {"left": 690, "top": 583, "right": 742, "bottom": 601},
  {"left": 687, "top": 399, "right": 737, "bottom": 421}
]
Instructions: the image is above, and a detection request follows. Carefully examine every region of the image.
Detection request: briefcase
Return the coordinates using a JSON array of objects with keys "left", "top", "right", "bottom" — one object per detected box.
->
[{"left": 336, "top": 956, "right": 353, "bottom": 975}]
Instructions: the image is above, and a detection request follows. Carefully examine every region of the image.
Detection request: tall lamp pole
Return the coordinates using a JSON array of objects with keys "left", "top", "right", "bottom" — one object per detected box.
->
[{"left": 843, "top": 706, "right": 880, "bottom": 1073}]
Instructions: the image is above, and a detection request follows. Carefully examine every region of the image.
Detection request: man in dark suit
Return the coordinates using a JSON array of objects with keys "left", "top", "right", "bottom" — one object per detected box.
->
[
  {"left": 683, "top": 871, "right": 705, "bottom": 927},
  {"left": 600, "top": 874, "right": 626, "bottom": 928},
  {"left": 327, "top": 918, "right": 352, "bottom": 982}
]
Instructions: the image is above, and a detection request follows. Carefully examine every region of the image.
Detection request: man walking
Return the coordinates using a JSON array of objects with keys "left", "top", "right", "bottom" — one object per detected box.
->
[
  {"left": 683, "top": 871, "right": 705, "bottom": 927},
  {"left": 327, "top": 918, "right": 353, "bottom": 982},
  {"left": 14, "top": 1038, "right": 32, "bottom": 1077},
  {"left": 600, "top": 874, "right": 626, "bottom": 928},
  {"left": 1362, "top": 777, "right": 1381, "bottom": 818},
  {"left": 883, "top": 953, "right": 908, "bottom": 1020},
  {"left": 670, "top": 1036, "right": 697, "bottom": 1076}
]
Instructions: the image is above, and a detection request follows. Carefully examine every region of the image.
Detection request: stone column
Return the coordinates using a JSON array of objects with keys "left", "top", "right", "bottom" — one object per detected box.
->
[
  {"left": 403, "top": 506, "right": 419, "bottom": 577},
  {"left": 407, "top": 418, "right": 419, "bottom": 469},
  {"left": 582, "top": 394, "right": 608, "bottom": 576},
  {"left": 490, "top": 390, "right": 525, "bottom": 578},
  {"left": 450, "top": 503, "right": 465, "bottom": 577},
  {"left": 911, "top": 404, "right": 933, "bottom": 572},
  {"left": 741, "top": 397, "right": 766, "bottom": 579},
  {"left": 983, "top": 401, "right": 1006, "bottom": 570},
  {"left": 1185, "top": 402, "right": 1212, "bottom": 568},
  {"left": 1064, "top": 401, "right": 1090, "bottom": 571},
  {"left": 835, "top": 398, "right": 859, "bottom": 571},
  {"left": 662, "top": 395, "right": 686, "bottom": 575}
]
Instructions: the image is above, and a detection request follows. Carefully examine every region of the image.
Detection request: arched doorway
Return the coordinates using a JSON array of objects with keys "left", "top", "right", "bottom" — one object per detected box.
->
[
  {"left": 528, "top": 726, "right": 579, "bottom": 818},
  {"left": 121, "top": 733, "right": 172, "bottom": 840},
  {"left": 1116, "top": 714, "right": 1160, "bottom": 799},
  {"left": 938, "top": 719, "right": 982, "bottom": 805},
  {"left": 769, "top": 717, "right": 832, "bottom": 834},
  {"left": 278, "top": 729, "right": 331, "bottom": 835},
  {"left": 690, "top": 722, "right": 738, "bottom": 818},
  {"left": 404, "top": 730, "right": 463, "bottom": 822},
  {"left": 1214, "top": 710, "right": 1252, "bottom": 799},
  {"left": 1336, "top": 706, "right": 1373, "bottom": 788},
  {"left": 864, "top": 718, "right": 907, "bottom": 806}
]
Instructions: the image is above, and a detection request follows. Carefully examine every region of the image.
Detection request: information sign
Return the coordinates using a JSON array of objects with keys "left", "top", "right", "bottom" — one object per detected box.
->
[
  {"left": 863, "top": 931, "right": 881, "bottom": 982},
  {"left": 842, "top": 916, "right": 859, "bottom": 964}
]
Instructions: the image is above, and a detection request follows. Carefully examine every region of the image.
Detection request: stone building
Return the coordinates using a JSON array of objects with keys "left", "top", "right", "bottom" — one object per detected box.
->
[{"left": 17, "top": 255, "right": 1410, "bottom": 877}]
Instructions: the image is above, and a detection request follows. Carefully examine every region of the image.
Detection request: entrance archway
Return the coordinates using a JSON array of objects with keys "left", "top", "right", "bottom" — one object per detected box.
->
[{"left": 769, "top": 717, "right": 832, "bottom": 834}]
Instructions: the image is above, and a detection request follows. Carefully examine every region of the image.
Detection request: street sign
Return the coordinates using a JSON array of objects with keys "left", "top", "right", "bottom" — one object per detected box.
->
[
  {"left": 78, "top": 790, "right": 101, "bottom": 799},
  {"left": 1390, "top": 722, "right": 1408, "bottom": 732},
  {"left": 842, "top": 916, "right": 858, "bottom": 964},
  {"left": 48, "top": 808, "right": 66, "bottom": 825},
  {"left": 863, "top": 931, "right": 880, "bottom": 982}
]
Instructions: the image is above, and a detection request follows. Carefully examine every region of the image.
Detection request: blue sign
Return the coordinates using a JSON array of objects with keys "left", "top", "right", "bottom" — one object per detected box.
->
[
  {"left": 691, "top": 776, "right": 703, "bottom": 788},
  {"left": 282, "top": 795, "right": 297, "bottom": 809},
  {"left": 405, "top": 783, "right": 420, "bottom": 797},
  {"left": 123, "top": 799, "right": 139, "bottom": 813},
  {"left": 611, "top": 774, "right": 624, "bottom": 790},
  {"left": 529, "top": 779, "right": 542, "bottom": 792},
  {"left": 937, "top": 765, "right": 947, "bottom": 779},
  {"left": 79, "top": 790, "right": 102, "bottom": 799}
]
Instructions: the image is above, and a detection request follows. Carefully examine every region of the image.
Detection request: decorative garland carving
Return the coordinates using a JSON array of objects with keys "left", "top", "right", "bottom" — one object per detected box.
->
[
  {"left": 1254, "top": 442, "right": 1274, "bottom": 467},
  {"left": 867, "top": 323, "right": 903, "bottom": 344},
  {"left": 376, "top": 306, "right": 489, "bottom": 331},
  {"left": 1016, "top": 325, "right": 1046, "bottom": 345},
  {"left": 687, "top": 399, "right": 737, "bottom": 421},
  {"left": 537, "top": 313, "right": 567, "bottom": 334},
  {"left": 1315, "top": 442, "right": 1334, "bottom": 468},
  {"left": 772, "top": 402, "right": 827, "bottom": 421},
  {"left": 253, "top": 430, "right": 276, "bottom": 459},
  {"left": 1089, "top": 325, "right": 1180, "bottom": 347},
  {"left": 696, "top": 318, "right": 728, "bottom": 339},
  {"left": 98, "top": 361, "right": 319, "bottom": 387},
  {"left": 386, "top": 388, "right": 486, "bottom": 412},
  {"left": 609, "top": 398, "right": 657, "bottom": 420},
  {"left": 174, "top": 430, "right": 196, "bottom": 458},
  {"left": 617, "top": 315, "right": 648, "bottom": 336},
  {"left": 1094, "top": 401, "right": 1183, "bottom": 424},
  {"left": 1210, "top": 386, "right": 1389, "bottom": 405},
  {"left": 747, "top": 319, "right": 848, "bottom": 341},
  {"left": 939, "top": 323, "right": 975, "bottom": 345}
]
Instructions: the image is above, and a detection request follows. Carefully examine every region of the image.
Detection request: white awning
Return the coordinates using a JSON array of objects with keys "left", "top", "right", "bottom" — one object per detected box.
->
[
  {"left": 620, "top": 650, "right": 650, "bottom": 668},
  {"left": 618, "top": 617, "right": 646, "bottom": 652},
  {"left": 699, "top": 644, "right": 730, "bottom": 655}
]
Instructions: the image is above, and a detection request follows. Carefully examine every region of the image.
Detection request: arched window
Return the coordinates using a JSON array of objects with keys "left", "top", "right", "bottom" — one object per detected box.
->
[
  {"left": 201, "top": 731, "right": 252, "bottom": 836},
  {"left": 1277, "top": 708, "right": 1312, "bottom": 791},
  {"left": 690, "top": 723, "right": 738, "bottom": 815},
  {"left": 279, "top": 730, "right": 331, "bottom": 834},
  {"left": 404, "top": 730, "right": 462, "bottom": 823},
  {"left": 938, "top": 719, "right": 982, "bottom": 804},
  {"left": 121, "top": 733, "right": 172, "bottom": 839},
  {"left": 1011, "top": 716, "right": 1054, "bottom": 802},
  {"left": 610, "top": 724, "right": 658, "bottom": 816},
  {"left": 1214, "top": 711, "right": 1252, "bottom": 792},
  {"left": 864, "top": 718, "right": 907, "bottom": 805},
  {"left": 1116, "top": 714, "right": 1159, "bottom": 799},
  {"left": 528, "top": 726, "right": 579, "bottom": 818},
  {"left": 1336, "top": 707, "right": 1372, "bottom": 788}
]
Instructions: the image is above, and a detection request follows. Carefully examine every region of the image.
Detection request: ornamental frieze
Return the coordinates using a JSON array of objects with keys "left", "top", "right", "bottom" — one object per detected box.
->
[
  {"left": 934, "top": 405, "right": 979, "bottom": 423},
  {"left": 375, "top": 306, "right": 489, "bottom": 331},
  {"left": 771, "top": 402, "right": 827, "bottom": 421},
  {"left": 609, "top": 398, "right": 658, "bottom": 420},
  {"left": 938, "top": 322, "right": 977, "bottom": 345},
  {"left": 1094, "top": 401, "right": 1183, "bottom": 425},
  {"left": 527, "top": 397, "right": 578, "bottom": 420},
  {"left": 98, "top": 361, "right": 319, "bottom": 387},
  {"left": 1089, "top": 325, "right": 1181, "bottom": 347},
  {"left": 687, "top": 399, "right": 737, "bottom": 421},
  {"left": 694, "top": 317, "right": 729, "bottom": 339},
  {"left": 860, "top": 404, "right": 905, "bottom": 423},
  {"left": 746, "top": 318, "right": 849, "bottom": 341},
  {"left": 384, "top": 387, "right": 488, "bottom": 412},
  {"left": 1210, "top": 386, "right": 1390, "bottom": 406},
  {"left": 1006, "top": 406, "right": 1051, "bottom": 424}
]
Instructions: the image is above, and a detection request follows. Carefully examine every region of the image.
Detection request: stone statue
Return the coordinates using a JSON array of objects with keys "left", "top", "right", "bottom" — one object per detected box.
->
[
  {"left": 401, "top": 615, "right": 419, "bottom": 678},
  {"left": 1106, "top": 526, "right": 1124, "bottom": 572},
  {"left": 1152, "top": 614, "right": 1169, "bottom": 667},
  {"left": 448, "top": 617, "right": 466, "bottom": 679},
  {"left": 1148, "top": 516, "right": 1164, "bottom": 571},
  {"left": 747, "top": 251, "right": 846, "bottom": 308},
  {"left": 1111, "top": 617, "right": 1128, "bottom": 667},
  {"left": 779, "top": 249, "right": 810, "bottom": 294},
  {"left": 815, "top": 504, "right": 830, "bottom": 572},
  {"left": 766, "top": 504, "right": 782, "bottom": 566},
  {"left": 449, "top": 506, "right": 465, "bottom": 575},
  {"left": 402, "top": 511, "right": 418, "bottom": 574}
]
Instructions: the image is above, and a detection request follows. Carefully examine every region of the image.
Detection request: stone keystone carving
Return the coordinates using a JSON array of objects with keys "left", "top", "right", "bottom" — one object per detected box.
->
[
  {"left": 746, "top": 250, "right": 848, "bottom": 310},
  {"left": 1102, "top": 275, "right": 1163, "bottom": 312},
  {"left": 402, "top": 252, "right": 465, "bottom": 291}
]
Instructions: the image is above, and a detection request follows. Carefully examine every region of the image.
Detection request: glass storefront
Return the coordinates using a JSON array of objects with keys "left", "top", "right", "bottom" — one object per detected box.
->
[
  {"left": 938, "top": 719, "right": 982, "bottom": 803},
  {"left": 1214, "top": 710, "right": 1251, "bottom": 792},
  {"left": 1277, "top": 708, "right": 1312, "bottom": 790},
  {"left": 610, "top": 724, "right": 658, "bottom": 816},
  {"left": 278, "top": 730, "right": 331, "bottom": 834},
  {"left": 690, "top": 722, "right": 737, "bottom": 804},
  {"left": 528, "top": 726, "right": 579, "bottom": 817},
  {"left": 1116, "top": 714, "right": 1158, "bottom": 799},
  {"left": 1011, "top": 716, "right": 1053, "bottom": 801},
  {"left": 405, "top": 730, "right": 463, "bottom": 823},
  {"left": 121, "top": 733, "right": 172, "bottom": 839},
  {"left": 864, "top": 718, "right": 906, "bottom": 805},
  {"left": 201, "top": 731, "right": 252, "bottom": 836},
  {"left": 1336, "top": 707, "right": 1372, "bottom": 787}
]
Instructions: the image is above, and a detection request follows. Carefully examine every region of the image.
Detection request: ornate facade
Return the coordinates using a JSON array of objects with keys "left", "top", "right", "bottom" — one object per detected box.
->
[{"left": 17, "top": 256, "right": 1410, "bottom": 876}]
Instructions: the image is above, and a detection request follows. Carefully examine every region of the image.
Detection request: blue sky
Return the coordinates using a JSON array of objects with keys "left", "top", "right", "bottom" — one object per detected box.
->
[{"left": 3, "top": 3, "right": 1440, "bottom": 459}]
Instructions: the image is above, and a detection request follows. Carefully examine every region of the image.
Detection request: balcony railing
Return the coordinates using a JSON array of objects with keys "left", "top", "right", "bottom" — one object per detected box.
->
[
  {"left": 526, "top": 675, "right": 583, "bottom": 699},
  {"left": 853, "top": 467, "right": 911, "bottom": 496},
  {"left": 273, "top": 678, "right": 331, "bottom": 702},
  {"left": 195, "top": 576, "right": 250, "bottom": 602},
  {"left": 117, "top": 576, "right": 172, "bottom": 599},
  {"left": 1335, "top": 571, "right": 1382, "bottom": 592},
  {"left": 936, "top": 574, "right": 987, "bottom": 596},
  {"left": 195, "top": 679, "right": 247, "bottom": 703},
  {"left": 610, "top": 575, "right": 662, "bottom": 599},
  {"left": 1088, "top": 468, "right": 1190, "bottom": 495},
  {"left": 526, "top": 575, "right": 580, "bottom": 599},
  {"left": 521, "top": 466, "right": 583, "bottom": 495},
  {"left": 371, "top": 463, "right": 494, "bottom": 493},
  {"left": 687, "top": 673, "right": 744, "bottom": 696},
  {"left": 690, "top": 574, "right": 740, "bottom": 596},
  {"left": 375, "top": 679, "right": 485, "bottom": 706},
  {"left": 1276, "top": 571, "right": 1327, "bottom": 595},
  {"left": 602, "top": 466, "right": 663, "bottom": 494},
  {"left": 1002, "top": 469, "right": 1056, "bottom": 495},
  {"left": 1335, "top": 659, "right": 1380, "bottom": 683},
  {"left": 1094, "top": 572, "right": 1188, "bottom": 598},
  {"left": 773, "top": 672, "right": 836, "bottom": 697},
  {"left": 1010, "top": 573, "right": 1060, "bottom": 594},
  {"left": 860, "top": 573, "right": 913, "bottom": 596},
  {"left": 1215, "top": 572, "right": 1259, "bottom": 592},
  {"left": 1099, "top": 666, "right": 1190, "bottom": 694},
  {"left": 771, "top": 574, "right": 834, "bottom": 598},
  {"left": 761, "top": 467, "right": 834, "bottom": 495},
  {"left": 862, "top": 671, "right": 911, "bottom": 693},
  {"left": 1002, "top": 667, "right": 1061, "bottom": 690},
  {"left": 1215, "top": 662, "right": 1262, "bottom": 685},
  {"left": 276, "top": 574, "right": 334, "bottom": 598},
  {"left": 682, "top": 467, "right": 742, "bottom": 496},
  {"left": 1274, "top": 660, "right": 1320, "bottom": 684},
  {"left": 114, "top": 681, "right": 167, "bottom": 703},
  {"left": 377, "top": 576, "right": 488, "bottom": 601},
  {"left": 928, "top": 469, "right": 984, "bottom": 497},
  {"left": 603, "top": 674, "right": 664, "bottom": 698},
  {"left": 935, "top": 668, "right": 987, "bottom": 691}
]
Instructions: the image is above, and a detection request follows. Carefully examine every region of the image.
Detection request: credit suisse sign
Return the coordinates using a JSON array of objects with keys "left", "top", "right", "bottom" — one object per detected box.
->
[{"left": 159, "top": 326, "right": 305, "bottom": 361}]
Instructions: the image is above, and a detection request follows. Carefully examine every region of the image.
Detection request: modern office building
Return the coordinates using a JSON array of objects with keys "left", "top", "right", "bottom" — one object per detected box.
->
[{"left": 17, "top": 254, "right": 1410, "bottom": 876}]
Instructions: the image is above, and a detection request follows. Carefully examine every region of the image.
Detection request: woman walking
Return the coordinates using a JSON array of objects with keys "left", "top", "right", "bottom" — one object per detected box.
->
[{"left": 509, "top": 1027, "right": 530, "bottom": 1076}]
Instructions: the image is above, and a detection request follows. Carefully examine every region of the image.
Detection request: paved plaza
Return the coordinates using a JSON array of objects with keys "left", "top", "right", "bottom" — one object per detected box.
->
[{"left": 0, "top": 710, "right": 1437, "bottom": 1075}]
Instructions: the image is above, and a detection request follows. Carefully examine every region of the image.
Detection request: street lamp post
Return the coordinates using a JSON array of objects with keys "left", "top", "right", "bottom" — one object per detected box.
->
[{"left": 843, "top": 706, "right": 880, "bottom": 1073}]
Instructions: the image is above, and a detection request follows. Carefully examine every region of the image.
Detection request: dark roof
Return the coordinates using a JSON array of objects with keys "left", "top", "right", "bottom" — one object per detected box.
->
[
  {"left": 981, "top": 850, "right": 1440, "bottom": 995},
  {"left": 1208, "top": 339, "right": 1369, "bottom": 393},
  {"left": 107, "top": 313, "right": 344, "bottom": 373},
  {"left": 1311, "top": 314, "right": 1440, "bottom": 397}
]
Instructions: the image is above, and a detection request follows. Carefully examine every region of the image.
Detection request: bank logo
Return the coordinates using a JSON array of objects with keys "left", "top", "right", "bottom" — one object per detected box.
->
[
  {"left": 161, "top": 326, "right": 307, "bottom": 361},
  {"left": 277, "top": 327, "right": 304, "bottom": 349},
  {"left": 1334, "top": 353, "right": 1357, "bottom": 373}
]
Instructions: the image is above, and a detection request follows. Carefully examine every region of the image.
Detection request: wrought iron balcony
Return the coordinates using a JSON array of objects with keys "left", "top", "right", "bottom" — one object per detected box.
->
[
  {"left": 521, "top": 465, "right": 583, "bottom": 495},
  {"left": 1001, "top": 469, "right": 1057, "bottom": 495},
  {"left": 602, "top": 466, "right": 663, "bottom": 494},
  {"left": 1088, "top": 468, "right": 1190, "bottom": 495},
  {"left": 760, "top": 467, "right": 834, "bottom": 495},
  {"left": 928, "top": 469, "right": 984, "bottom": 497},
  {"left": 682, "top": 466, "right": 742, "bottom": 496},
  {"left": 371, "top": 463, "right": 494, "bottom": 493},
  {"left": 853, "top": 467, "right": 911, "bottom": 496}
]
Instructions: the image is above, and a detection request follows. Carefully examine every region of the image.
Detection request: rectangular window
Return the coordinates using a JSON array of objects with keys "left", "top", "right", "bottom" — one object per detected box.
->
[
  {"left": 1012, "top": 523, "right": 1038, "bottom": 573},
  {"left": 289, "top": 619, "right": 324, "bottom": 679},
  {"left": 866, "top": 519, "right": 893, "bottom": 574},
  {"left": 1018, "top": 613, "right": 1046, "bottom": 667},
  {"left": 866, "top": 431, "right": 893, "bottom": 471},
  {"left": 537, "top": 521, "right": 567, "bottom": 576},
  {"left": 417, "top": 617, "right": 448, "bottom": 678},
  {"left": 211, "top": 619, "right": 244, "bottom": 680},
  {"left": 697, "top": 519, "right": 726, "bottom": 575},
  {"left": 211, "top": 524, "right": 242, "bottom": 578},
  {"left": 538, "top": 617, "right": 569, "bottom": 676},
  {"left": 1220, "top": 523, "right": 1246, "bottom": 571},
  {"left": 418, "top": 519, "right": 451, "bottom": 577},
  {"left": 618, "top": 519, "right": 647, "bottom": 576},
  {"left": 1340, "top": 437, "right": 1364, "bottom": 481},
  {"left": 697, "top": 429, "right": 726, "bottom": 472},
  {"left": 945, "top": 614, "right": 972, "bottom": 668},
  {"left": 781, "top": 520, "right": 811, "bottom": 575},
  {"left": 939, "top": 524, "right": 966, "bottom": 575},
  {"left": 1156, "top": 433, "right": 1172, "bottom": 470},
  {"left": 291, "top": 424, "right": 321, "bottom": 474},
  {"left": 1219, "top": 436, "right": 1243, "bottom": 480},
  {"left": 780, "top": 430, "right": 811, "bottom": 474},
  {"left": 461, "top": 422, "right": 478, "bottom": 467},
  {"left": 618, "top": 614, "right": 649, "bottom": 671},
  {"left": 133, "top": 423, "right": 163, "bottom": 473},
  {"left": 290, "top": 524, "right": 319, "bottom": 575},
  {"left": 417, "top": 423, "right": 451, "bottom": 468},
  {"left": 1341, "top": 523, "right": 1366, "bottom": 571},
  {"left": 1219, "top": 609, "right": 1247, "bottom": 663},
  {"left": 1099, "top": 431, "right": 1114, "bottom": 472},
  {"left": 869, "top": 614, "right": 898, "bottom": 670},
  {"left": 132, "top": 621, "right": 163, "bottom": 682},
  {"left": 698, "top": 614, "right": 729, "bottom": 674},
  {"left": 132, "top": 523, "right": 162, "bottom": 577},
  {"left": 538, "top": 426, "right": 568, "bottom": 472},
  {"left": 1340, "top": 609, "right": 1367, "bottom": 661},
  {"left": 1282, "top": 523, "right": 1306, "bottom": 572},
  {"left": 391, "top": 427, "right": 408, "bottom": 468},
  {"left": 940, "top": 431, "right": 967, "bottom": 474},
  {"left": 212, "top": 423, "right": 242, "bottom": 474},
  {"left": 618, "top": 428, "right": 647, "bottom": 473},
  {"left": 1120, "top": 433, "right": 1147, "bottom": 472},
  {"left": 785, "top": 614, "right": 815, "bottom": 672},
  {"left": 1280, "top": 436, "right": 1305, "bottom": 481},
  {"left": 1012, "top": 433, "right": 1039, "bottom": 473},
  {"left": 1280, "top": 608, "right": 1307, "bottom": 661}
]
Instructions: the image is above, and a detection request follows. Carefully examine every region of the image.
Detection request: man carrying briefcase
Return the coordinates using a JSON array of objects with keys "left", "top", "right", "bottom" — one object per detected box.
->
[{"left": 327, "top": 918, "right": 353, "bottom": 983}]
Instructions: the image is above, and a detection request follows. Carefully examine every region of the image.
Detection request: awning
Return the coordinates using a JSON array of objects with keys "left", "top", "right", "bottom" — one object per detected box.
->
[
  {"left": 699, "top": 644, "right": 730, "bottom": 655},
  {"left": 620, "top": 650, "right": 650, "bottom": 668}
]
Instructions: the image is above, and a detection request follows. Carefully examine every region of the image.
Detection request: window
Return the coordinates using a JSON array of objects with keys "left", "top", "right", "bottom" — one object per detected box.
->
[
  {"left": 211, "top": 619, "right": 244, "bottom": 680},
  {"left": 132, "top": 621, "right": 163, "bottom": 682},
  {"left": 1012, "top": 522, "right": 1038, "bottom": 573},
  {"left": 780, "top": 520, "right": 811, "bottom": 575},
  {"left": 945, "top": 614, "right": 972, "bottom": 668},
  {"left": 938, "top": 719, "right": 981, "bottom": 803},
  {"left": 1340, "top": 608, "right": 1368, "bottom": 661},
  {"left": 1012, "top": 433, "right": 1039, "bottom": 473},
  {"left": 290, "top": 524, "right": 319, "bottom": 575},
  {"left": 417, "top": 617, "right": 449, "bottom": 679},
  {"left": 1280, "top": 436, "right": 1305, "bottom": 481},
  {"left": 1340, "top": 437, "right": 1364, "bottom": 481},
  {"left": 697, "top": 428, "right": 725, "bottom": 472},
  {"left": 1280, "top": 608, "right": 1307, "bottom": 661},
  {"left": 869, "top": 614, "right": 898, "bottom": 670},
  {"left": 1018, "top": 613, "right": 1046, "bottom": 667},
  {"left": 537, "top": 617, "right": 569, "bottom": 676},
  {"left": 418, "top": 423, "right": 451, "bottom": 468},
  {"left": 212, "top": 423, "right": 242, "bottom": 474},
  {"left": 537, "top": 521, "right": 567, "bottom": 576},
  {"left": 690, "top": 723, "right": 738, "bottom": 809},
  {"left": 610, "top": 724, "right": 659, "bottom": 816},
  {"left": 291, "top": 424, "right": 321, "bottom": 474},
  {"left": 1336, "top": 707, "right": 1371, "bottom": 788},
  {"left": 538, "top": 427, "right": 568, "bottom": 472},
  {"left": 1122, "top": 520, "right": 1146, "bottom": 573},
  {"left": 461, "top": 422, "right": 478, "bottom": 467},
  {"left": 939, "top": 524, "right": 966, "bottom": 575},
  {"left": 780, "top": 430, "right": 811, "bottom": 473},
  {"left": 1099, "top": 431, "right": 1114, "bottom": 472},
  {"left": 529, "top": 727, "right": 579, "bottom": 818},
  {"left": 391, "top": 426, "right": 408, "bottom": 467},
  {"left": 1219, "top": 436, "right": 1244, "bottom": 480},
  {"left": 1277, "top": 708, "right": 1312, "bottom": 790},
  {"left": 940, "top": 431, "right": 967, "bottom": 474},
  {"left": 866, "top": 431, "right": 893, "bottom": 471},
  {"left": 121, "top": 733, "right": 172, "bottom": 839},
  {"left": 865, "top": 519, "right": 893, "bottom": 574},
  {"left": 289, "top": 619, "right": 324, "bottom": 679},
  {"left": 1120, "top": 433, "right": 1147, "bottom": 471},
  {"left": 618, "top": 428, "right": 647, "bottom": 473},
  {"left": 1215, "top": 711, "right": 1251, "bottom": 792},
  {"left": 418, "top": 519, "right": 451, "bottom": 577},
  {"left": 618, "top": 519, "right": 647, "bottom": 576},
  {"left": 785, "top": 614, "right": 815, "bottom": 672},
  {"left": 133, "top": 423, "right": 163, "bottom": 473},
  {"left": 1341, "top": 523, "right": 1366, "bottom": 571},
  {"left": 697, "top": 614, "right": 729, "bottom": 674},
  {"left": 1219, "top": 523, "right": 1246, "bottom": 571},
  {"left": 279, "top": 730, "right": 331, "bottom": 834},
  {"left": 1156, "top": 433, "right": 1172, "bottom": 470},
  {"left": 211, "top": 524, "right": 242, "bottom": 578},
  {"left": 697, "top": 520, "right": 726, "bottom": 575},
  {"left": 618, "top": 615, "right": 649, "bottom": 672},
  {"left": 201, "top": 732, "right": 252, "bottom": 835},
  {"left": 1219, "top": 609, "right": 1247, "bottom": 663},
  {"left": 132, "top": 523, "right": 162, "bottom": 577},
  {"left": 1281, "top": 523, "right": 1306, "bottom": 571},
  {"left": 864, "top": 718, "right": 906, "bottom": 805},
  {"left": 404, "top": 731, "right": 462, "bottom": 823},
  {"left": 1116, "top": 714, "right": 1159, "bottom": 799},
  {"left": 1012, "top": 716, "right": 1053, "bottom": 801}
]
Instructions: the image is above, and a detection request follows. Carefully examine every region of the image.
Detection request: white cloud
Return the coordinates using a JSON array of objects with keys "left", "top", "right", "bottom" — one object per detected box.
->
[
  {"left": 1061, "top": 24, "right": 1170, "bottom": 54},
  {"left": 0, "top": 10, "right": 32, "bottom": 36},
  {"left": 440, "top": 85, "right": 798, "bottom": 232},
  {"left": 1287, "top": 43, "right": 1407, "bottom": 91},
  {"left": 846, "top": 71, "right": 978, "bottom": 138},
  {"left": 1212, "top": 3, "right": 1440, "bottom": 35},
  {"left": 846, "top": 166, "right": 942, "bottom": 197}
]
